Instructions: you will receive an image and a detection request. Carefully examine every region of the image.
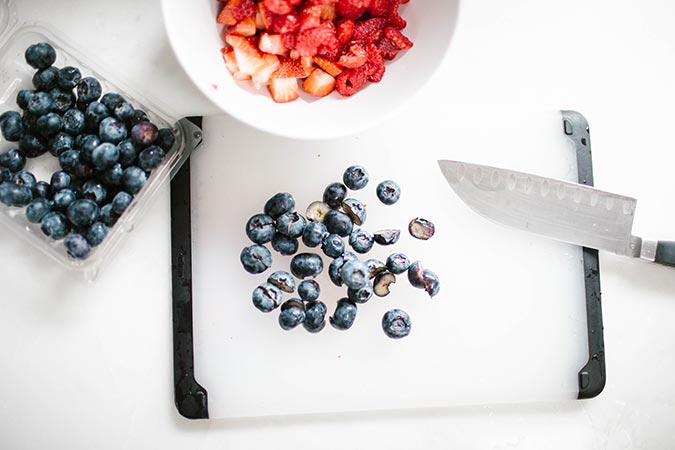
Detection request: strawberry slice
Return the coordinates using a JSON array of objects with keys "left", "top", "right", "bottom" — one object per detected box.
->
[
  {"left": 312, "top": 56, "right": 343, "bottom": 76},
  {"left": 338, "top": 43, "right": 367, "bottom": 68},
  {"left": 302, "top": 68, "right": 336, "bottom": 97},
  {"left": 217, "top": 0, "right": 257, "bottom": 26},
  {"left": 225, "top": 34, "right": 265, "bottom": 76},
  {"left": 272, "top": 56, "right": 310, "bottom": 78},
  {"left": 269, "top": 77, "right": 300, "bottom": 102},
  {"left": 384, "top": 26, "right": 413, "bottom": 49},
  {"left": 259, "top": 33, "right": 289, "bottom": 55},
  {"left": 336, "top": 19, "right": 355, "bottom": 45}
]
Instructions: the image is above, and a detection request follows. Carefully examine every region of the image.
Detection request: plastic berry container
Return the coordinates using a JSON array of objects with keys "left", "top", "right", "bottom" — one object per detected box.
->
[{"left": 0, "top": 0, "right": 202, "bottom": 280}]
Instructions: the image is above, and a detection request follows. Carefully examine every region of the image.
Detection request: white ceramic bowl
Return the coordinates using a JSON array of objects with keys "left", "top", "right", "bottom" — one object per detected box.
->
[{"left": 162, "top": 0, "right": 460, "bottom": 140}]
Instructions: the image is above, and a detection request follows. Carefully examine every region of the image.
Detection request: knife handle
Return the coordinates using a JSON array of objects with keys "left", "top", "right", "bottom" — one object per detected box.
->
[{"left": 655, "top": 241, "right": 675, "bottom": 267}]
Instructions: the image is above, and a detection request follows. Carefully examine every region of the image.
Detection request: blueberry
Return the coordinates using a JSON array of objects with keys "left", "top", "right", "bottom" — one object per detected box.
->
[
  {"left": 64, "top": 233, "right": 91, "bottom": 259},
  {"left": 32, "top": 66, "right": 59, "bottom": 90},
  {"left": 240, "top": 244, "right": 273, "bottom": 274},
  {"left": 18, "top": 133, "right": 46, "bottom": 158},
  {"left": 341, "top": 197, "right": 366, "bottom": 226},
  {"left": 137, "top": 145, "right": 165, "bottom": 171},
  {"left": 252, "top": 282, "right": 283, "bottom": 313},
  {"left": 267, "top": 270, "right": 296, "bottom": 293},
  {"left": 81, "top": 179, "right": 108, "bottom": 205},
  {"left": 99, "top": 117, "right": 127, "bottom": 144},
  {"left": 349, "top": 228, "right": 374, "bottom": 254},
  {"left": 100, "top": 93, "right": 126, "bottom": 111},
  {"left": 386, "top": 253, "right": 410, "bottom": 275},
  {"left": 113, "top": 102, "right": 135, "bottom": 122},
  {"left": 102, "top": 163, "right": 123, "bottom": 186},
  {"left": 130, "top": 121, "right": 158, "bottom": 146},
  {"left": 0, "top": 168, "right": 11, "bottom": 183},
  {"left": 264, "top": 192, "right": 295, "bottom": 219},
  {"left": 302, "top": 221, "right": 327, "bottom": 247},
  {"left": 62, "top": 108, "right": 86, "bottom": 135},
  {"left": 0, "top": 148, "right": 26, "bottom": 172},
  {"left": 57, "top": 66, "right": 82, "bottom": 89},
  {"left": 50, "top": 171, "right": 71, "bottom": 191},
  {"left": 53, "top": 188, "right": 77, "bottom": 210},
  {"left": 116, "top": 139, "right": 137, "bottom": 167},
  {"left": 36, "top": 112, "right": 63, "bottom": 137},
  {"left": 79, "top": 134, "right": 101, "bottom": 161},
  {"left": 67, "top": 198, "right": 100, "bottom": 227},
  {"left": 85, "top": 101, "right": 109, "bottom": 130},
  {"left": 121, "top": 165, "right": 147, "bottom": 194},
  {"left": 0, "top": 111, "right": 25, "bottom": 141},
  {"left": 33, "top": 181, "right": 52, "bottom": 199},
  {"left": 328, "top": 251, "right": 357, "bottom": 287},
  {"left": 271, "top": 232, "right": 298, "bottom": 255},
  {"left": 76, "top": 77, "right": 102, "bottom": 104},
  {"left": 0, "top": 182, "right": 32, "bottom": 206},
  {"left": 49, "top": 88, "right": 75, "bottom": 114},
  {"left": 321, "top": 233, "right": 345, "bottom": 258},
  {"left": 290, "top": 252, "right": 324, "bottom": 279},
  {"left": 99, "top": 203, "right": 119, "bottom": 227},
  {"left": 347, "top": 281, "right": 373, "bottom": 304},
  {"left": 376, "top": 180, "right": 401, "bottom": 205},
  {"left": 340, "top": 259, "right": 369, "bottom": 290},
  {"left": 40, "top": 211, "right": 69, "bottom": 239},
  {"left": 16, "top": 90, "right": 35, "bottom": 110},
  {"left": 111, "top": 191, "right": 132, "bottom": 214},
  {"left": 21, "top": 112, "right": 39, "bottom": 134},
  {"left": 407, "top": 261, "right": 440, "bottom": 297},
  {"left": 303, "top": 300, "right": 327, "bottom": 333},
  {"left": 322, "top": 182, "right": 347, "bottom": 209},
  {"left": 25, "top": 43, "right": 56, "bottom": 70},
  {"left": 382, "top": 309, "right": 412, "bottom": 339},
  {"left": 275, "top": 211, "right": 306, "bottom": 238},
  {"left": 26, "top": 91, "right": 53, "bottom": 116},
  {"left": 91, "top": 142, "right": 119, "bottom": 171},
  {"left": 155, "top": 127, "right": 176, "bottom": 151},
  {"left": 323, "top": 209, "right": 353, "bottom": 237},
  {"left": 305, "top": 201, "right": 331, "bottom": 223},
  {"left": 73, "top": 162, "right": 94, "bottom": 180},
  {"left": 330, "top": 298, "right": 357, "bottom": 330},
  {"left": 373, "top": 271, "right": 396, "bottom": 297},
  {"left": 298, "top": 279, "right": 320, "bottom": 302},
  {"left": 279, "top": 299, "right": 306, "bottom": 330},
  {"left": 130, "top": 109, "right": 149, "bottom": 125},
  {"left": 12, "top": 170, "right": 36, "bottom": 190},
  {"left": 48, "top": 132, "right": 74, "bottom": 157},
  {"left": 246, "top": 213, "right": 276, "bottom": 244},
  {"left": 85, "top": 222, "right": 108, "bottom": 246},
  {"left": 374, "top": 229, "right": 400, "bottom": 246},
  {"left": 25, "top": 197, "right": 51, "bottom": 223},
  {"left": 365, "top": 258, "right": 387, "bottom": 278},
  {"left": 59, "top": 149, "right": 81, "bottom": 174},
  {"left": 343, "top": 165, "right": 369, "bottom": 190},
  {"left": 408, "top": 217, "right": 435, "bottom": 240}
]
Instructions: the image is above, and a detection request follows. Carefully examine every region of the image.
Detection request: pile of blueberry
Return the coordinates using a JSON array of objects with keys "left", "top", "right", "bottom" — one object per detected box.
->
[
  {"left": 0, "top": 42, "right": 176, "bottom": 260},
  {"left": 240, "top": 165, "right": 440, "bottom": 339}
]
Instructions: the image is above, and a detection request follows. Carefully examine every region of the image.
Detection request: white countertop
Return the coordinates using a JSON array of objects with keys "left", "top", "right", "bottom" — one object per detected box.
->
[{"left": 2, "top": 0, "right": 675, "bottom": 448}]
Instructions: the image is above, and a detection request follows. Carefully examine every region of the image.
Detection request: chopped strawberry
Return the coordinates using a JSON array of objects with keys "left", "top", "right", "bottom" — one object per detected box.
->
[
  {"left": 336, "top": 19, "right": 355, "bottom": 45},
  {"left": 272, "top": 56, "right": 310, "bottom": 78},
  {"left": 281, "top": 32, "right": 297, "bottom": 49},
  {"left": 251, "top": 53, "right": 281, "bottom": 85},
  {"left": 295, "top": 22, "right": 337, "bottom": 57},
  {"left": 367, "top": 0, "right": 390, "bottom": 17},
  {"left": 264, "top": 0, "right": 294, "bottom": 15},
  {"left": 217, "top": 0, "right": 256, "bottom": 26},
  {"left": 302, "top": 68, "right": 336, "bottom": 97},
  {"left": 384, "top": 26, "right": 413, "bottom": 49},
  {"left": 317, "top": 4, "right": 336, "bottom": 20},
  {"left": 259, "top": 32, "right": 289, "bottom": 55},
  {"left": 376, "top": 36, "right": 399, "bottom": 59},
  {"left": 300, "top": 56, "right": 315, "bottom": 74},
  {"left": 336, "top": 0, "right": 370, "bottom": 20},
  {"left": 225, "top": 34, "right": 265, "bottom": 76},
  {"left": 305, "top": 0, "right": 336, "bottom": 5},
  {"left": 268, "top": 77, "right": 300, "bottom": 102},
  {"left": 256, "top": 3, "right": 273, "bottom": 29},
  {"left": 335, "top": 66, "right": 367, "bottom": 96},
  {"left": 299, "top": 6, "right": 322, "bottom": 32},
  {"left": 270, "top": 11, "right": 301, "bottom": 34},
  {"left": 312, "top": 55, "right": 343, "bottom": 76},
  {"left": 352, "top": 17, "right": 387, "bottom": 42},
  {"left": 221, "top": 47, "right": 239, "bottom": 73},
  {"left": 363, "top": 41, "right": 384, "bottom": 82},
  {"left": 338, "top": 43, "right": 367, "bottom": 68},
  {"left": 225, "top": 16, "right": 257, "bottom": 36}
]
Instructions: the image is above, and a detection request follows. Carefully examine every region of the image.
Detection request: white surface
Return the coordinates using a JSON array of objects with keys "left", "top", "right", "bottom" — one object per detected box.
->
[
  {"left": 0, "top": 0, "right": 674, "bottom": 448},
  {"left": 161, "top": 0, "right": 458, "bottom": 140},
  {"left": 192, "top": 110, "right": 588, "bottom": 418}
]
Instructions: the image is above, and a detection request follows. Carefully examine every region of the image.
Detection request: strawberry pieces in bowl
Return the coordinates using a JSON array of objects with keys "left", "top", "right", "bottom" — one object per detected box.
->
[{"left": 216, "top": 0, "right": 414, "bottom": 103}]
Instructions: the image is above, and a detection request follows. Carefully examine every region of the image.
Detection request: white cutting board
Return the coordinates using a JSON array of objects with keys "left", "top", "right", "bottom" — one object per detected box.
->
[{"left": 189, "top": 108, "right": 589, "bottom": 419}]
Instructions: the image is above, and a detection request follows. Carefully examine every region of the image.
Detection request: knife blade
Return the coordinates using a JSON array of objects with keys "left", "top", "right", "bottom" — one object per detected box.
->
[{"left": 438, "top": 159, "right": 675, "bottom": 267}]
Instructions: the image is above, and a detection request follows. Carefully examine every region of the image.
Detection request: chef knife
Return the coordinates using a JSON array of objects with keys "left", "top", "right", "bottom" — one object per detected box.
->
[{"left": 438, "top": 160, "right": 675, "bottom": 267}]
